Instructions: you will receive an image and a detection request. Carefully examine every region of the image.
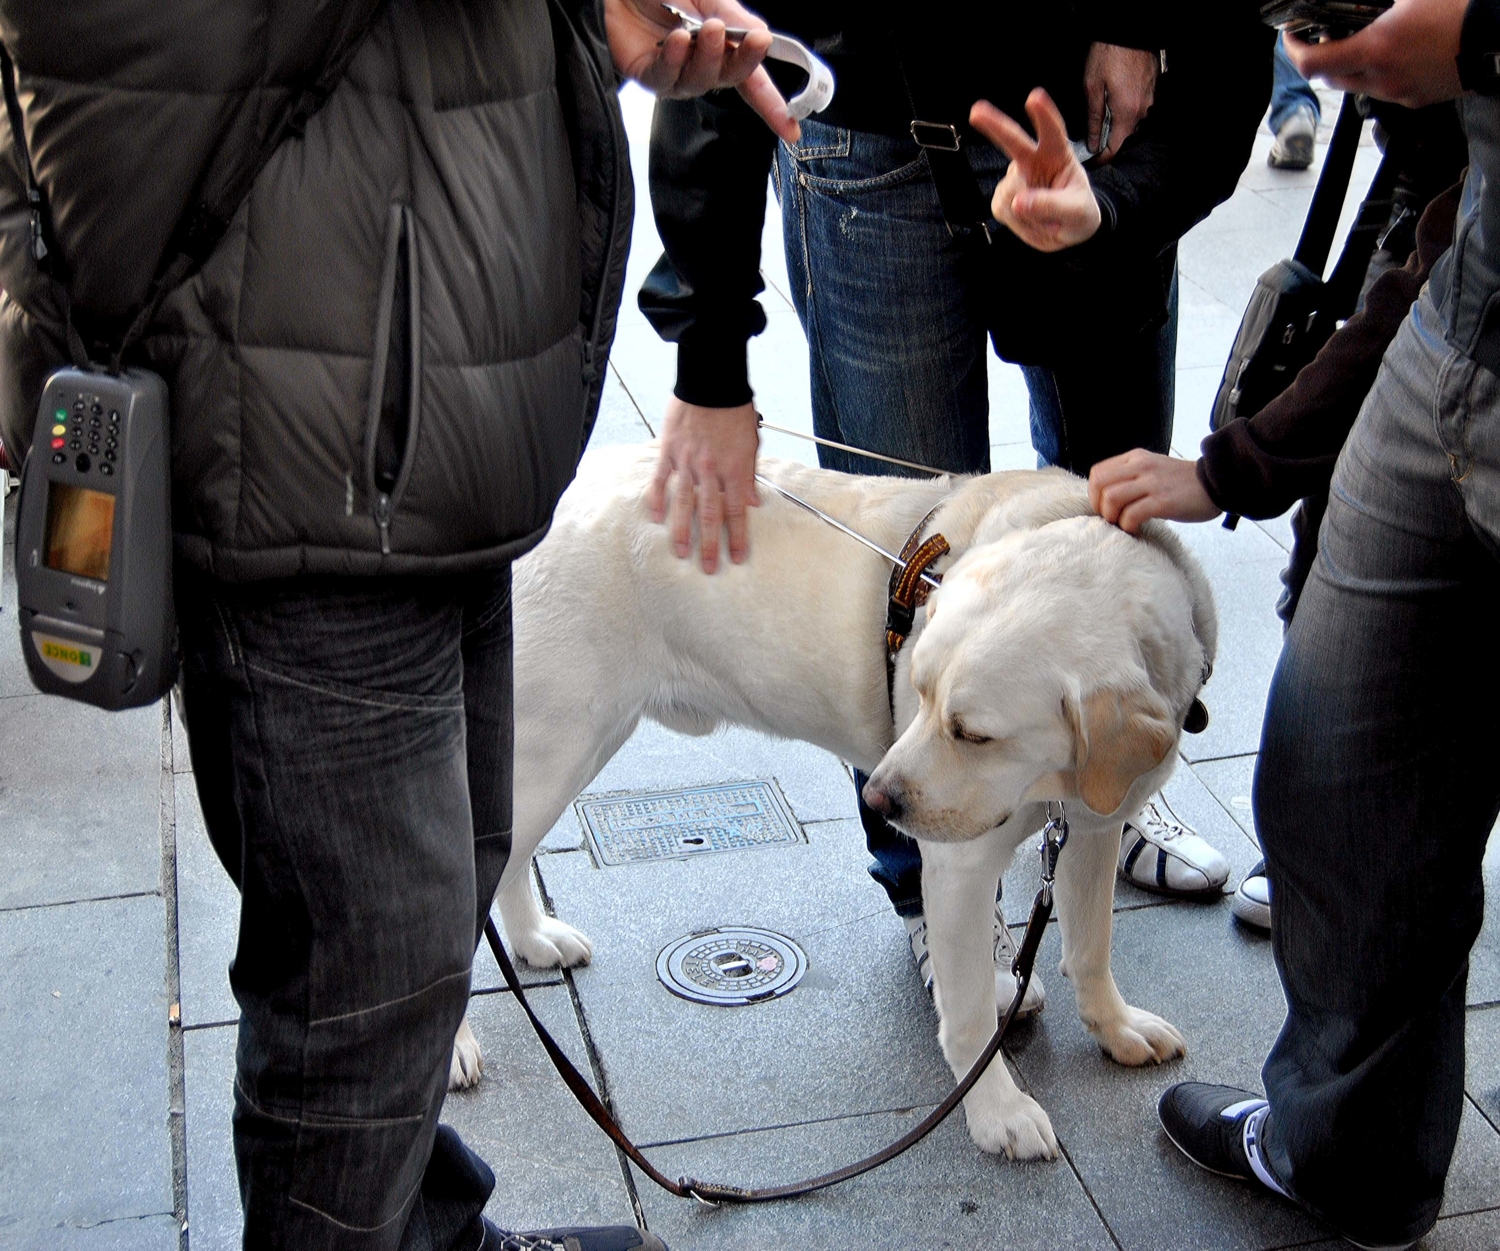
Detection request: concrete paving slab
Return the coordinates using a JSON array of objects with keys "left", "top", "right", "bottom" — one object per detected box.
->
[
  {"left": 0, "top": 693, "right": 163, "bottom": 909},
  {"left": 536, "top": 826, "right": 956, "bottom": 1145},
  {"left": 1, "top": 491, "right": 29, "bottom": 701},
  {"left": 0, "top": 895, "right": 173, "bottom": 1241},
  {"left": 1003, "top": 903, "right": 1323, "bottom": 1251},
  {"left": 1468, "top": 1007, "right": 1500, "bottom": 1130},
  {"left": 182, "top": 1023, "right": 241, "bottom": 1251},
  {"left": 1475, "top": 836, "right": 1500, "bottom": 1007},
  {"left": 11, "top": 1216, "right": 181, "bottom": 1251},
  {"left": 174, "top": 774, "right": 239, "bottom": 1028},
  {"left": 447, "top": 987, "right": 639, "bottom": 1232},
  {"left": 590, "top": 370, "right": 656, "bottom": 449},
  {"left": 634, "top": 1103, "right": 1116, "bottom": 1251},
  {"left": 1191, "top": 753, "right": 1260, "bottom": 846},
  {"left": 1295, "top": 1207, "right": 1500, "bottom": 1251},
  {"left": 579, "top": 720, "right": 858, "bottom": 828}
]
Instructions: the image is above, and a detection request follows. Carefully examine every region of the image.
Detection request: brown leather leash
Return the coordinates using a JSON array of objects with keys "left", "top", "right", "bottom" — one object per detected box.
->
[{"left": 482, "top": 806, "right": 1068, "bottom": 1205}]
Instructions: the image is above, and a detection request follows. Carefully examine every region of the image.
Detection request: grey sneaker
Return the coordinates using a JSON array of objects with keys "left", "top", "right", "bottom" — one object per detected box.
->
[
  {"left": 1230, "top": 858, "right": 1271, "bottom": 931},
  {"left": 1119, "top": 794, "right": 1230, "bottom": 897},
  {"left": 905, "top": 903, "right": 1046, "bottom": 1017},
  {"left": 1269, "top": 106, "right": 1317, "bottom": 170}
]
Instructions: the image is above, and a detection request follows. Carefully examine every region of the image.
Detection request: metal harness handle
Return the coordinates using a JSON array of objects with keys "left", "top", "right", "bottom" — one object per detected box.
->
[{"left": 482, "top": 806, "right": 1069, "bottom": 1205}]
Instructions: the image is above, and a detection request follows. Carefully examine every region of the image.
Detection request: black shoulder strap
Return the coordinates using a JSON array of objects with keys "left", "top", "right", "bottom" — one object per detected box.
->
[
  {"left": 1293, "top": 93, "right": 1364, "bottom": 277},
  {"left": 0, "top": 46, "right": 89, "bottom": 370},
  {"left": 1, "top": 16, "right": 379, "bottom": 374}
]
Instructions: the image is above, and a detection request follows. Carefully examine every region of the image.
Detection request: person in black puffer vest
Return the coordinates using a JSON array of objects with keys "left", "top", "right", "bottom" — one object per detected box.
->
[{"left": 0, "top": 3, "right": 795, "bottom": 1247}]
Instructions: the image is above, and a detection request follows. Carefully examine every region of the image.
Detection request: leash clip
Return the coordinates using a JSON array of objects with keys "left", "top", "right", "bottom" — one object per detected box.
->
[{"left": 1038, "top": 801, "right": 1070, "bottom": 906}]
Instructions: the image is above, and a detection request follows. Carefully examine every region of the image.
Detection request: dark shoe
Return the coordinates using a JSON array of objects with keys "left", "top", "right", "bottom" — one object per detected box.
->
[
  {"left": 1157, "top": 1082, "right": 1290, "bottom": 1195},
  {"left": 482, "top": 1218, "right": 667, "bottom": 1251},
  {"left": 1159, "top": 1085, "right": 1428, "bottom": 1250}
]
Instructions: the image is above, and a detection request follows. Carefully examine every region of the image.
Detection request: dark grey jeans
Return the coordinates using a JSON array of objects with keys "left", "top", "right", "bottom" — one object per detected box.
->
[
  {"left": 178, "top": 565, "right": 515, "bottom": 1251},
  {"left": 1254, "top": 287, "right": 1500, "bottom": 1246}
]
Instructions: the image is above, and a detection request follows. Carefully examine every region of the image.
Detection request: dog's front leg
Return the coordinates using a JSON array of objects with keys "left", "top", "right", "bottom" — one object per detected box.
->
[
  {"left": 1055, "top": 822, "right": 1185, "bottom": 1066},
  {"left": 496, "top": 869, "right": 594, "bottom": 969},
  {"left": 921, "top": 835, "right": 1058, "bottom": 1161}
]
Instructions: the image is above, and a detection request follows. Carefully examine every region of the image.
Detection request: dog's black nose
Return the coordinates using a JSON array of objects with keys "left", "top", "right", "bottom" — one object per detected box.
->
[{"left": 862, "top": 779, "right": 903, "bottom": 820}]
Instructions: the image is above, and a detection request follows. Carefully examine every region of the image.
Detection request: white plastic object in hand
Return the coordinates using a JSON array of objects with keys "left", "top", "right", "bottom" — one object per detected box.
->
[{"left": 661, "top": 4, "right": 836, "bottom": 120}]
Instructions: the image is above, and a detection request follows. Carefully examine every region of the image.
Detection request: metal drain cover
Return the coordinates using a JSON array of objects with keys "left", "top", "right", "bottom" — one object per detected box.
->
[
  {"left": 576, "top": 780, "right": 803, "bottom": 867},
  {"left": 656, "top": 927, "right": 807, "bottom": 1006}
]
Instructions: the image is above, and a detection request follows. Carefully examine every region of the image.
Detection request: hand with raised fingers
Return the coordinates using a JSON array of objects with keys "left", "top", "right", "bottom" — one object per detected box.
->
[
  {"left": 1283, "top": 0, "right": 1465, "bottom": 108},
  {"left": 606, "top": 0, "right": 800, "bottom": 142},
  {"left": 970, "top": 89, "right": 1102, "bottom": 252},
  {"left": 647, "top": 398, "right": 762, "bottom": 574},
  {"left": 1084, "top": 43, "right": 1156, "bottom": 160},
  {"left": 1088, "top": 449, "right": 1221, "bottom": 535}
]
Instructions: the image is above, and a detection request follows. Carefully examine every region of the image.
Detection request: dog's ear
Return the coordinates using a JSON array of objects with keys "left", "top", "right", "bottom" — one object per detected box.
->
[{"left": 1065, "top": 685, "right": 1176, "bottom": 817}]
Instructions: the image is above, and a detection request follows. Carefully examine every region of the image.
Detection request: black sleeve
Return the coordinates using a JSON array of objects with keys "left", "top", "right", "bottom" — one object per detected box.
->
[
  {"left": 1084, "top": 14, "right": 1275, "bottom": 257},
  {"left": 1459, "top": 0, "right": 1500, "bottom": 93},
  {"left": 638, "top": 93, "right": 777, "bottom": 409}
]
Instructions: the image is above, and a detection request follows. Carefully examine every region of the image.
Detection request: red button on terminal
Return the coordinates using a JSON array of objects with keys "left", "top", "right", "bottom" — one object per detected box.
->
[{"left": 51, "top": 436, "right": 65, "bottom": 449}]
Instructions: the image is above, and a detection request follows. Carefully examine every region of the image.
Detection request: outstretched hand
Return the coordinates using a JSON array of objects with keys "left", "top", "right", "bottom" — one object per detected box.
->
[
  {"left": 605, "top": 0, "right": 800, "bottom": 143},
  {"left": 969, "top": 89, "right": 1101, "bottom": 252},
  {"left": 1089, "top": 450, "right": 1221, "bottom": 535}
]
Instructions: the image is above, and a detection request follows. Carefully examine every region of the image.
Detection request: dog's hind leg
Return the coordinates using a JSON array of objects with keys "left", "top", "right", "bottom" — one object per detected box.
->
[
  {"left": 922, "top": 832, "right": 1060, "bottom": 1161},
  {"left": 1055, "top": 820, "right": 1186, "bottom": 1066}
]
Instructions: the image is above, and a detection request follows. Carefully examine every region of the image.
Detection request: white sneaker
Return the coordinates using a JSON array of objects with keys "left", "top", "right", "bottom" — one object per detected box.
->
[
  {"left": 904, "top": 904, "right": 1046, "bottom": 1018},
  {"left": 1269, "top": 106, "right": 1317, "bottom": 170},
  {"left": 1118, "top": 794, "right": 1230, "bottom": 897},
  {"left": 1230, "top": 859, "right": 1272, "bottom": 931}
]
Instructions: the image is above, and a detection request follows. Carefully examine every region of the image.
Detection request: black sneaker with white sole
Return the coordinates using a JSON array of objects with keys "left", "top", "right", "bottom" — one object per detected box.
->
[
  {"left": 1157, "top": 1084, "right": 1426, "bottom": 1251},
  {"left": 481, "top": 1218, "right": 667, "bottom": 1251}
]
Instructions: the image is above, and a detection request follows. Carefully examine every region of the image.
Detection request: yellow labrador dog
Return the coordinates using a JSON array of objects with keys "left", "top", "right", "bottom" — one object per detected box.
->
[{"left": 453, "top": 445, "right": 1215, "bottom": 1162}]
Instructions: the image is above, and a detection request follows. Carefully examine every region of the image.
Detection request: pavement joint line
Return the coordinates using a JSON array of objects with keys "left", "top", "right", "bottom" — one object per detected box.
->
[
  {"left": 1466, "top": 1090, "right": 1500, "bottom": 1142},
  {"left": 606, "top": 359, "right": 655, "bottom": 439},
  {"left": 468, "top": 979, "right": 566, "bottom": 999},
  {"left": 0, "top": 888, "right": 162, "bottom": 914},
  {"left": 529, "top": 861, "right": 649, "bottom": 1231},
  {"left": 1055, "top": 1138, "right": 1126, "bottom": 1251},
  {"left": 161, "top": 698, "right": 190, "bottom": 1250}
]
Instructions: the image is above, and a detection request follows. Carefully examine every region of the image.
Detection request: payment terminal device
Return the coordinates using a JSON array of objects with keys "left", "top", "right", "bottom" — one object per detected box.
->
[{"left": 14, "top": 367, "right": 176, "bottom": 709}]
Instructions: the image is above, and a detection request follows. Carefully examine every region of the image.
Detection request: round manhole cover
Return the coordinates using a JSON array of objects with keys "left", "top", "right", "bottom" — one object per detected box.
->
[{"left": 656, "top": 927, "right": 807, "bottom": 1006}]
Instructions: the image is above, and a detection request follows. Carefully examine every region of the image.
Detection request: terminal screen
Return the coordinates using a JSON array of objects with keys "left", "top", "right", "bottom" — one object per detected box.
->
[{"left": 44, "top": 482, "right": 115, "bottom": 582}]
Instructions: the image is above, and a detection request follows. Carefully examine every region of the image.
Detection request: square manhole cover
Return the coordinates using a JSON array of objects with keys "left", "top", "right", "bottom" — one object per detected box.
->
[{"left": 576, "top": 780, "right": 804, "bottom": 866}]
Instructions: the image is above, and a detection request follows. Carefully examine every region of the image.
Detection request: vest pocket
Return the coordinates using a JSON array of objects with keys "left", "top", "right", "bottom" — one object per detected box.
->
[{"left": 364, "top": 203, "right": 422, "bottom": 554}]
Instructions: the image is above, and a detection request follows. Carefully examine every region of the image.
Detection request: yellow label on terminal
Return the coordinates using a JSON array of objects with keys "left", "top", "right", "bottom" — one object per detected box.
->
[{"left": 41, "top": 640, "right": 93, "bottom": 668}]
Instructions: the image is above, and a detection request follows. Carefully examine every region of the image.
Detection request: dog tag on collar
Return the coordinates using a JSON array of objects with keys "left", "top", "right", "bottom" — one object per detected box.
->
[{"left": 1183, "top": 698, "right": 1209, "bottom": 734}]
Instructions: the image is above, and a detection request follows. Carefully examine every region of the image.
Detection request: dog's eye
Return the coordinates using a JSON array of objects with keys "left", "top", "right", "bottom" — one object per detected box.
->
[{"left": 951, "top": 720, "right": 992, "bottom": 746}]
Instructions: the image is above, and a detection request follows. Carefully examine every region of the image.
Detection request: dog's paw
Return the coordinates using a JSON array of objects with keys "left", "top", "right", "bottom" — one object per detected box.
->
[
  {"left": 964, "top": 1088, "right": 1060, "bottom": 1161},
  {"left": 448, "top": 1017, "right": 484, "bottom": 1091},
  {"left": 512, "top": 915, "right": 594, "bottom": 969},
  {"left": 1090, "top": 1006, "right": 1187, "bottom": 1067}
]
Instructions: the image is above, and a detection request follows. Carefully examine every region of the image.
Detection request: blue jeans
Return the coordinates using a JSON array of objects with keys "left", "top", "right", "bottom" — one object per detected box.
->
[
  {"left": 179, "top": 566, "right": 515, "bottom": 1250},
  {"left": 1270, "top": 34, "right": 1322, "bottom": 135},
  {"left": 1253, "top": 288, "right": 1500, "bottom": 1245},
  {"left": 774, "top": 120, "right": 1178, "bottom": 913}
]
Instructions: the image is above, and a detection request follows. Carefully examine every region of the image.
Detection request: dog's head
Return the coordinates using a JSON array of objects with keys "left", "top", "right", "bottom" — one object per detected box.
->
[{"left": 862, "top": 517, "right": 1209, "bottom": 842}]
